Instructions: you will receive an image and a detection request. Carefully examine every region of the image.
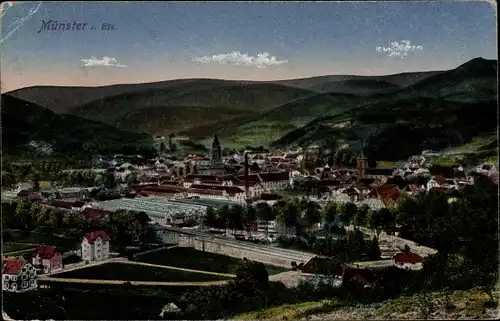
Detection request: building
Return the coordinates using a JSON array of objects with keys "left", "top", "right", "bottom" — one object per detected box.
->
[
  {"left": 188, "top": 184, "right": 247, "bottom": 203},
  {"left": 2, "top": 258, "right": 37, "bottom": 293},
  {"left": 258, "top": 172, "right": 291, "bottom": 191},
  {"left": 211, "top": 133, "right": 222, "bottom": 164},
  {"left": 32, "top": 245, "right": 63, "bottom": 274},
  {"left": 81, "top": 231, "right": 110, "bottom": 262},
  {"left": 356, "top": 152, "right": 394, "bottom": 181}
]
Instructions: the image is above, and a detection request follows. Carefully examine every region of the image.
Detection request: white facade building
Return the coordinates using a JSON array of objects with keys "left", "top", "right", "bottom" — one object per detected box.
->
[{"left": 81, "top": 231, "right": 110, "bottom": 262}]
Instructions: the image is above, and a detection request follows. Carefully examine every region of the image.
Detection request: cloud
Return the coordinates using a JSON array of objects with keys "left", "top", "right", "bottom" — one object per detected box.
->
[
  {"left": 376, "top": 40, "right": 423, "bottom": 59},
  {"left": 193, "top": 51, "right": 288, "bottom": 68},
  {"left": 81, "top": 56, "right": 127, "bottom": 68}
]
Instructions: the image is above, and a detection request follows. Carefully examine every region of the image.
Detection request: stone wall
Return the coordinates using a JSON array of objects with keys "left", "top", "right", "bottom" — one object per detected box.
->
[
  {"left": 355, "top": 226, "right": 437, "bottom": 257},
  {"left": 177, "top": 235, "right": 314, "bottom": 268}
]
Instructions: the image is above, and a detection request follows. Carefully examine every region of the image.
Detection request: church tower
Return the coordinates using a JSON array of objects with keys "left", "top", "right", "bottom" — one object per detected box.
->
[
  {"left": 356, "top": 149, "right": 368, "bottom": 181},
  {"left": 211, "top": 133, "right": 222, "bottom": 163}
]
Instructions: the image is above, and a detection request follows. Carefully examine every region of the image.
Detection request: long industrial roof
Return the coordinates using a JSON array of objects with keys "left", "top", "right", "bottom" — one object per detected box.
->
[
  {"left": 95, "top": 197, "right": 208, "bottom": 218},
  {"left": 169, "top": 198, "right": 243, "bottom": 208}
]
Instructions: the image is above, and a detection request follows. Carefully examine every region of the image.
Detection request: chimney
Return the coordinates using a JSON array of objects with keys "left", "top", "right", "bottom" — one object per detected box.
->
[{"left": 245, "top": 153, "right": 249, "bottom": 199}]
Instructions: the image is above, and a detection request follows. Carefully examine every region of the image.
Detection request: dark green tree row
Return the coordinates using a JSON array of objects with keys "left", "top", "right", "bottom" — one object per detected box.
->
[{"left": 2, "top": 201, "right": 151, "bottom": 247}]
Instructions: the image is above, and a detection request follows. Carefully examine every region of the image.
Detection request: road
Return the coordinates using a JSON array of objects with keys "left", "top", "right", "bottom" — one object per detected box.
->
[
  {"left": 38, "top": 277, "right": 230, "bottom": 287},
  {"left": 114, "top": 260, "right": 236, "bottom": 278}
]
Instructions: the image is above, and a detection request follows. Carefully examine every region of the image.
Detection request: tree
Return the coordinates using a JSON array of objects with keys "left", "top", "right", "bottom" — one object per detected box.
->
[
  {"left": 302, "top": 200, "right": 322, "bottom": 232},
  {"left": 369, "top": 208, "right": 394, "bottom": 238},
  {"left": 227, "top": 205, "right": 243, "bottom": 233},
  {"left": 353, "top": 204, "right": 370, "bottom": 227},
  {"left": 204, "top": 207, "right": 218, "bottom": 230},
  {"left": 104, "top": 172, "right": 117, "bottom": 189},
  {"left": 339, "top": 202, "right": 357, "bottom": 227},
  {"left": 322, "top": 202, "right": 337, "bottom": 230},
  {"left": 15, "top": 200, "right": 28, "bottom": 229},
  {"left": 125, "top": 173, "right": 139, "bottom": 186},
  {"left": 366, "top": 236, "right": 382, "bottom": 260},
  {"left": 235, "top": 259, "right": 269, "bottom": 291},
  {"left": 275, "top": 201, "right": 299, "bottom": 235},
  {"left": 256, "top": 202, "right": 274, "bottom": 237},
  {"left": 159, "top": 142, "right": 167, "bottom": 153},
  {"left": 346, "top": 228, "right": 366, "bottom": 261},
  {"left": 242, "top": 206, "right": 257, "bottom": 235},
  {"left": 32, "top": 172, "right": 41, "bottom": 191}
]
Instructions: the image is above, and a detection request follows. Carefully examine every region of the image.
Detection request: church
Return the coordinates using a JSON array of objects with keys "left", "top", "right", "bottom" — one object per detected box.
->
[{"left": 196, "top": 133, "right": 226, "bottom": 175}]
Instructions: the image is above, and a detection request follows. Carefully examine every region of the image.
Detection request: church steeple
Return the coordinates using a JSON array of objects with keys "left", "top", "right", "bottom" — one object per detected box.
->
[
  {"left": 211, "top": 133, "right": 222, "bottom": 163},
  {"left": 356, "top": 148, "right": 368, "bottom": 181},
  {"left": 212, "top": 133, "right": 220, "bottom": 148}
]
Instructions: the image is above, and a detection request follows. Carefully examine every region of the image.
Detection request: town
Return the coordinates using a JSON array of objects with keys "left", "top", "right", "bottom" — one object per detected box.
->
[{"left": 2, "top": 132, "right": 499, "bottom": 319}]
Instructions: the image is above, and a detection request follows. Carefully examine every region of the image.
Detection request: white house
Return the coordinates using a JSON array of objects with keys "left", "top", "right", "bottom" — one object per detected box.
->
[
  {"left": 2, "top": 258, "right": 37, "bottom": 293},
  {"left": 81, "top": 231, "right": 110, "bottom": 262},
  {"left": 475, "top": 164, "right": 498, "bottom": 176},
  {"left": 32, "top": 245, "right": 63, "bottom": 274},
  {"left": 258, "top": 172, "right": 290, "bottom": 191}
]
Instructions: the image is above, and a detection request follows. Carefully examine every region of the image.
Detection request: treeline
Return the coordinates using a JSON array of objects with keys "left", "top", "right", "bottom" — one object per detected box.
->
[
  {"left": 2, "top": 201, "right": 151, "bottom": 247},
  {"left": 205, "top": 173, "right": 498, "bottom": 289}
]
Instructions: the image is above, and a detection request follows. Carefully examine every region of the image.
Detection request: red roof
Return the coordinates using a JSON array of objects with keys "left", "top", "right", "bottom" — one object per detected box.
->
[
  {"left": 36, "top": 245, "right": 61, "bottom": 259},
  {"left": 342, "top": 267, "right": 377, "bottom": 286},
  {"left": 301, "top": 256, "right": 333, "bottom": 274},
  {"left": 50, "top": 199, "right": 74, "bottom": 209},
  {"left": 236, "top": 174, "right": 261, "bottom": 183},
  {"left": 393, "top": 252, "right": 423, "bottom": 264},
  {"left": 433, "top": 175, "right": 446, "bottom": 185},
  {"left": 17, "top": 190, "right": 31, "bottom": 197},
  {"left": 258, "top": 172, "right": 289, "bottom": 182},
  {"left": 82, "top": 208, "right": 111, "bottom": 219},
  {"left": 2, "top": 258, "right": 25, "bottom": 275},
  {"left": 84, "top": 231, "right": 110, "bottom": 244},
  {"left": 189, "top": 184, "right": 245, "bottom": 194},
  {"left": 185, "top": 174, "right": 218, "bottom": 181}
]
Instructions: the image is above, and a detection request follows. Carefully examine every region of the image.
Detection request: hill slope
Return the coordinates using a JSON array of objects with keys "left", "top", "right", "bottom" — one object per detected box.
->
[
  {"left": 271, "top": 70, "right": 444, "bottom": 91},
  {"left": 214, "top": 58, "right": 498, "bottom": 155},
  {"left": 5, "top": 70, "right": 442, "bottom": 114},
  {"left": 1, "top": 95, "right": 154, "bottom": 157},
  {"left": 114, "top": 105, "right": 255, "bottom": 137},
  {"left": 69, "top": 82, "right": 314, "bottom": 120}
]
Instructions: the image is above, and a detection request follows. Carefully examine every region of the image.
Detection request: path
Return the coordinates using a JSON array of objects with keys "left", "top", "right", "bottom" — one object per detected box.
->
[
  {"left": 38, "top": 276, "right": 230, "bottom": 287},
  {"left": 115, "top": 260, "right": 235, "bottom": 278},
  {"left": 269, "top": 270, "right": 302, "bottom": 288}
]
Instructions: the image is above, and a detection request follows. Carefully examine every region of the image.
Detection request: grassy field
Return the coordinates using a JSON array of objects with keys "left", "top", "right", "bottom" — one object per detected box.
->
[
  {"left": 3, "top": 286, "right": 194, "bottom": 320},
  {"left": 5, "top": 228, "right": 80, "bottom": 253},
  {"left": 136, "top": 247, "right": 288, "bottom": 275},
  {"left": 234, "top": 288, "right": 499, "bottom": 320},
  {"left": 2, "top": 242, "right": 38, "bottom": 254},
  {"left": 444, "top": 134, "right": 497, "bottom": 154},
  {"left": 376, "top": 161, "right": 398, "bottom": 169},
  {"left": 52, "top": 262, "right": 233, "bottom": 282}
]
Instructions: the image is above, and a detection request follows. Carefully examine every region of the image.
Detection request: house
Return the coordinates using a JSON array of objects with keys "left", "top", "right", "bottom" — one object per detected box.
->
[
  {"left": 258, "top": 171, "right": 290, "bottom": 191},
  {"left": 393, "top": 252, "right": 424, "bottom": 266},
  {"left": 140, "top": 185, "right": 187, "bottom": 199},
  {"left": 366, "top": 184, "right": 401, "bottom": 207},
  {"left": 426, "top": 175, "right": 446, "bottom": 191},
  {"left": 256, "top": 219, "right": 277, "bottom": 233},
  {"left": 475, "top": 163, "right": 498, "bottom": 176},
  {"left": 341, "top": 266, "right": 377, "bottom": 289},
  {"left": 2, "top": 258, "right": 37, "bottom": 293},
  {"left": 32, "top": 245, "right": 63, "bottom": 274},
  {"left": 300, "top": 256, "right": 343, "bottom": 286},
  {"left": 82, "top": 207, "right": 111, "bottom": 220},
  {"left": 81, "top": 231, "right": 110, "bottom": 262},
  {"left": 187, "top": 184, "right": 247, "bottom": 202}
]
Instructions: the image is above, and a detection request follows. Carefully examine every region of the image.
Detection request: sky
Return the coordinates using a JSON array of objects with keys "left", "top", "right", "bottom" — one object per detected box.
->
[{"left": 0, "top": 1, "right": 497, "bottom": 92}]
